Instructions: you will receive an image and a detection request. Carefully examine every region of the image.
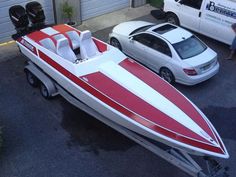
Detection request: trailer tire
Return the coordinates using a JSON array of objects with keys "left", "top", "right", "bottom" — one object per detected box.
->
[
  {"left": 25, "top": 70, "right": 39, "bottom": 87},
  {"left": 40, "top": 82, "right": 50, "bottom": 99}
]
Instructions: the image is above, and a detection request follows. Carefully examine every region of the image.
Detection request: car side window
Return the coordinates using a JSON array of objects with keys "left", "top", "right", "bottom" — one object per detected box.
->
[
  {"left": 180, "top": 0, "right": 203, "bottom": 10},
  {"left": 132, "top": 33, "right": 153, "bottom": 47},
  {"left": 151, "top": 37, "right": 172, "bottom": 57}
]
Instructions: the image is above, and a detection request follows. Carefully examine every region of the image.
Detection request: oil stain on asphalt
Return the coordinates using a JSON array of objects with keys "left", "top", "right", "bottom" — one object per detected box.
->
[{"left": 61, "top": 101, "right": 135, "bottom": 155}]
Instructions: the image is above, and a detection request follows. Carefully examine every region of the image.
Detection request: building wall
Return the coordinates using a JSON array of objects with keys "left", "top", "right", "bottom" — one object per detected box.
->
[
  {"left": 0, "top": 0, "right": 147, "bottom": 42},
  {"left": 81, "top": 0, "right": 130, "bottom": 21},
  {"left": 54, "top": 0, "right": 147, "bottom": 24},
  {"left": 132, "top": 0, "right": 147, "bottom": 7}
]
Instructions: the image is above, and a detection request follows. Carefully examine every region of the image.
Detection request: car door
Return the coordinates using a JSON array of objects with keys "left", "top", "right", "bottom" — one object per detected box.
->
[
  {"left": 177, "top": 0, "right": 203, "bottom": 31},
  {"left": 144, "top": 36, "right": 173, "bottom": 72},
  {"left": 124, "top": 33, "right": 153, "bottom": 65}
]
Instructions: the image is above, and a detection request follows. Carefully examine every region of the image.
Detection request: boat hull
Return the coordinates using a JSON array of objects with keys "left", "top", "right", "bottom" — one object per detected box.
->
[{"left": 15, "top": 24, "right": 229, "bottom": 159}]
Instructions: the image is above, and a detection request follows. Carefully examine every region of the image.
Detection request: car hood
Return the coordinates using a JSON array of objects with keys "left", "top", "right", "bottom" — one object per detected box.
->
[
  {"left": 183, "top": 48, "right": 217, "bottom": 67},
  {"left": 112, "top": 21, "right": 154, "bottom": 36}
]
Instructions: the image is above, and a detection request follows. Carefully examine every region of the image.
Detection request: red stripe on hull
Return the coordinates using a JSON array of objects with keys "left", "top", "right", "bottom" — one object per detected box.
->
[
  {"left": 53, "top": 24, "right": 75, "bottom": 33},
  {"left": 37, "top": 50, "right": 224, "bottom": 155},
  {"left": 84, "top": 72, "right": 208, "bottom": 143},
  {"left": 18, "top": 37, "right": 37, "bottom": 55},
  {"left": 27, "top": 31, "right": 50, "bottom": 43},
  {"left": 120, "top": 59, "right": 216, "bottom": 141},
  {"left": 52, "top": 24, "right": 80, "bottom": 48},
  {"left": 93, "top": 39, "right": 107, "bottom": 52}
]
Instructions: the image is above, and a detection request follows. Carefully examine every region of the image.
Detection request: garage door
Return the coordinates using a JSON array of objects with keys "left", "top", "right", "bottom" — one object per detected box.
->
[
  {"left": 81, "top": 0, "right": 130, "bottom": 20},
  {"left": 0, "top": 0, "right": 54, "bottom": 43}
]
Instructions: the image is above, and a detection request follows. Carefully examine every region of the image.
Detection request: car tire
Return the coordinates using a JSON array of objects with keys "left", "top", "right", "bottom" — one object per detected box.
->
[
  {"left": 25, "top": 70, "right": 39, "bottom": 87},
  {"left": 40, "top": 82, "right": 50, "bottom": 99},
  {"left": 110, "top": 38, "right": 122, "bottom": 51},
  {"left": 160, "top": 68, "right": 175, "bottom": 84},
  {"left": 166, "top": 13, "right": 180, "bottom": 26}
]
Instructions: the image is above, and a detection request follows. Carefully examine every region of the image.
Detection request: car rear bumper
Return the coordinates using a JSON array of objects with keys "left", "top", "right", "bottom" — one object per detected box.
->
[{"left": 176, "top": 62, "right": 220, "bottom": 86}]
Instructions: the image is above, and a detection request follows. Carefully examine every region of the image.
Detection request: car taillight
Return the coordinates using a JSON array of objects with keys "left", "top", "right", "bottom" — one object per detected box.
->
[{"left": 183, "top": 68, "right": 197, "bottom": 76}]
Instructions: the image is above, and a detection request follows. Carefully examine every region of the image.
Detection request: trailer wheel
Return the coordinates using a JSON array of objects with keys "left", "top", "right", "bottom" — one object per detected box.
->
[
  {"left": 25, "top": 70, "right": 39, "bottom": 87},
  {"left": 40, "top": 83, "right": 50, "bottom": 99}
]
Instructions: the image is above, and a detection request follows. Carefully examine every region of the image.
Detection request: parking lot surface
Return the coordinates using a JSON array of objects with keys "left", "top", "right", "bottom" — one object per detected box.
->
[{"left": 0, "top": 15, "right": 236, "bottom": 177}]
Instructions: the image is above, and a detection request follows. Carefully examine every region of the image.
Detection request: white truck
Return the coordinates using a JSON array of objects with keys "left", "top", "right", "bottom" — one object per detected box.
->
[{"left": 163, "top": 0, "right": 236, "bottom": 45}]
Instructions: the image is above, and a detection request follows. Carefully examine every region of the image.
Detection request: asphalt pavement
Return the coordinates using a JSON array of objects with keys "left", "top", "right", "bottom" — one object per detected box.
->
[{"left": 0, "top": 15, "right": 236, "bottom": 177}]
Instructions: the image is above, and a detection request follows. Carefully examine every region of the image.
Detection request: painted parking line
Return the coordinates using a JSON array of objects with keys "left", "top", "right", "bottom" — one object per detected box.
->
[{"left": 0, "top": 40, "right": 15, "bottom": 47}]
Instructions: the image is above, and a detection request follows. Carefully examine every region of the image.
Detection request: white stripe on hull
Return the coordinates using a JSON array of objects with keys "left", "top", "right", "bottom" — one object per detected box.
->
[{"left": 99, "top": 61, "right": 217, "bottom": 146}]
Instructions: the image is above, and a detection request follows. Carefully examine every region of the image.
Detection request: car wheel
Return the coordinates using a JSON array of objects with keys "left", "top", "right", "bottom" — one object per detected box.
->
[
  {"left": 166, "top": 13, "right": 180, "bottom": 26},
  {"left": 40, "top": 83, "right": 50, "bottom": 99},
  {"left": 110, "top": 38, "right": 122, "bottom": 51},
  {"left": 160, "top": 68, "right": 175, "bottom": 84},
  {"left": 25, "top": 70, "right": 39, "bottom": 87}
]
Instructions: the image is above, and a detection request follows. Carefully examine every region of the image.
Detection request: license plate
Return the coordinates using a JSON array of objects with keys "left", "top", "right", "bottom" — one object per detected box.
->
[
  {"left": 201, "top": 64, "right": 211, "bottom": 71},
  {"left": 201, "top": 61, "right": 214, "bottom": 71}
]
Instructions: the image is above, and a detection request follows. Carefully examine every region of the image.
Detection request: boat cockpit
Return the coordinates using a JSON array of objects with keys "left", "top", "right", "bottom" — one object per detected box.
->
[{"left": 39, "top": 30, "right": 102, "bottom": 63}]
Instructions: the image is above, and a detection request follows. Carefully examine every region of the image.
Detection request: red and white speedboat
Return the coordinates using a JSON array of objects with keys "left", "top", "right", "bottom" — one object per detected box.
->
[{"left": 10, "top": 4, "right": 229, "bottom": 159}]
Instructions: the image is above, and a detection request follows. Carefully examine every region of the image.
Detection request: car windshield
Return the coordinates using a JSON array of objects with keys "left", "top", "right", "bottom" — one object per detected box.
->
[
  {"left": 173, "top": 36, "right": 207, "bottom": 59},
  {"left": 129, "top": 25, "right": 155, "bottom": 35}
]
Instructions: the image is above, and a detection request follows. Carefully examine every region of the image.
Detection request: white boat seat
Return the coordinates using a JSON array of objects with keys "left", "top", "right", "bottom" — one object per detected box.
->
[
  {"left": 56, "top": 37, "right": 77, "bottom": 62},
  {"left": 53, "top": 34, "right": 66, "bottom": 41},
  {"left": 66, "top": 31, "right": 80, "bottom": 50},
  {"left": 80, "top": 30, "right": 101, "bottom": 60},
  {"left": 39, "top": 38, "right": 56, "bottom": 52}
]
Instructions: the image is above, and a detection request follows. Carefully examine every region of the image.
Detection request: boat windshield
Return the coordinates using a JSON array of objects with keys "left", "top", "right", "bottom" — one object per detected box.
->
[{"left": 173, "top": 35, "right": 207, "bottom": 60}]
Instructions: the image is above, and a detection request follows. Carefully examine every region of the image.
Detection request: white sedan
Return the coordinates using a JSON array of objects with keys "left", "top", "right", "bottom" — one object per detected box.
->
[{"left": 109, "top": 21, "right": 219, "bottom": 85}]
